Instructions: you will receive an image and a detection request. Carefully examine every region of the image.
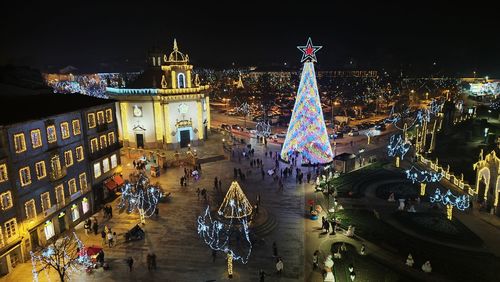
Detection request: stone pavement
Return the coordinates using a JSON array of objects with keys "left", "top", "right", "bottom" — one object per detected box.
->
[{"left": 3, "top": 139, "right": 305, "bottom": 282}]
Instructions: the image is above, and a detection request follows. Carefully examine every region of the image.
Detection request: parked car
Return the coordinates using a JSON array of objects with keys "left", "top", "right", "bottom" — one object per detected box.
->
[{"left": 348, "top": 130, "right": 360, "bottom": 136}]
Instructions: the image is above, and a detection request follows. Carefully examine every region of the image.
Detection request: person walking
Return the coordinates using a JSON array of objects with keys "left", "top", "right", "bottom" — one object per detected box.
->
[
  {"left": 127, "top": 257, "right": 134, "bottom": 272},
  {"left": 147, "top": 253, "right": 152, "bottom": 271},
  {"left": 101, "top": 230, "right": 107, "bottom": 245},
  {"left": 212, "top": 249, "right": 217, "bottom": 263},
  {"left": 272, "top": 242, "right": 278, "bottom": 257},
  {"left": 92, "top": 217, "right": 99, "bottom": 235},
  {"left": 84, "top": 219, "right": 91, "bottom": 236},
  {"left": 259, "top": 269, "right": 267, "bottom": 282},
  {"left": 312, "top": 250, "right": 319, "bottom": 269},
  {"left": 155, "top": 206, "right": 159, "bottom": 217},
  {"left": 108, "top": 205, "right": 113, "bottom": 219},
  {"left": 107, "top": 231, "right": 114, "bottom": 248},
  {"left": 276, "top": 257, "right": 283, "bottom": 275},
  {"left": 151, "top": 252, "right": 157, "bottom": 270},
  {"left": 218, "top": 179, "right": 222, "bottom": 190}
]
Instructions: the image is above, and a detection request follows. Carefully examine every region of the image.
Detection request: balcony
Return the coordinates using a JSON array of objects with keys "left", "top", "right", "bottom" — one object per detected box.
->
[
  {"left": 96, "top": 123, "right": 108, "bottom": 133},
  {"left": 49, "top": 167, "right": 67, "bottom": 182},
  {"left": 89, "top": 142, "right": 123, "bottom": 161}
]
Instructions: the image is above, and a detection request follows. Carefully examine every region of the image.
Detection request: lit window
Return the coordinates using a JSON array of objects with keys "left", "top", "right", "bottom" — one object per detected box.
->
[
  {"left": 72, "top": 119, "right": 81, "bottom": 135},
  {"left": 64, "top": 150, "right": 73, "bottom": 167},
  {"left": 71, "top": 204, "right": 80, "bottom": 222},
  {"left": 41, "top": 192, "right": 51, "bottom": 212},
  {"left": 35, "top": 161, "right": 47, "bottom": 180},
  {"left": 76, "top": 146, "right": 84, "bottom": 162},
  {"left": 79, "top": 173, "right": 88, "bottom": 191},
  {"left": 110, "top": 154, "right": 118, "bottom": 168},
  {"left": 13, "top": 133, "right": 27, "bottom": 153},
  {"left": 82, "top": 197, "right": 89, "bottom": 214},
  {"left": 99, "top": 135, "right": 107, "bottom": 149},
  {"left": 88, "top": 113, "right": 96, "bottom": 129},
  {"left": 47, "top": 125, "right": 57, "bottom": 143},
  {"left": 19, "top": 167, "right": 32, "bottom": 187},
  {"left": 103, "top": 158, "right": 110, "bottom": 173},
  {"left": 108, "top": 132, "right": 115, "bottom": 144},
  {"left": 31, "top": 129, "right": 42, "bottom": 149},
  {"left": 50, "top": 155, "right": 62, "bottom": 176},
  {"left": 25, "top": 199, "right": 37, "bottom": 220},
  {"left": 4, "top": 218, "right": 18, "bottom": 240},
  {"left": 61, "top": 122, "right": 70, "bottom": 139},
  {"left": 90, "top": 138, "right": 99, "bottom": 153},
  {"left": 178, "top": 73, "right": 186, "bottom": 88},
  {"left": 0, "top": 164, "right": 8, "bottom": 183},
  {"left": 0, "top": 227, "right": 4, "bottom": 247},
  {"left": 44, "top": 220, "right": 55, "bottom": 240},
  {"left": 0, "top": 191, "right": 13, "bottom": 210},
  {"left": 105, "top": 108, "right": 113, "bottom": 123},
  {"left": 97, "top": 111, "right": 105, "bottom": 125},
  {"left": 93, "top": 163, "right": 101, "bottom": 178},
  {"left": 55, "top": 185, "right": 65, "bottom": 206},
  {"left": 68, "top": 178, "right": 78, "bottom": 195}
]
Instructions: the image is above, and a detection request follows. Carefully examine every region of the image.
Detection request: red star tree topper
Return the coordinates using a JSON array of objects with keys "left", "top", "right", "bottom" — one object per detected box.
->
[{"left": 297, "top": 37, "right": 322, "bottom": 63}]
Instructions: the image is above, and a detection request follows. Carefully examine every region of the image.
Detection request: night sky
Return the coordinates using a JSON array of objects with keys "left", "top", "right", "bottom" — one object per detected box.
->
[{"left": 1, "top": 1, "right": 498, "bottom": 76}]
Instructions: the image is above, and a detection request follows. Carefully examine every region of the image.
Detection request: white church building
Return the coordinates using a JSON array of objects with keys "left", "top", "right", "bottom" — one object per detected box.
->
[{"left": 107, "top": 40, "right": 211, "bottom": 149}]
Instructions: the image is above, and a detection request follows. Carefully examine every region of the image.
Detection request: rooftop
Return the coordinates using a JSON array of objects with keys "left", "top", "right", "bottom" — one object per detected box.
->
[{"left": 0, "top": 93, "right": 115, "bottom": 126}]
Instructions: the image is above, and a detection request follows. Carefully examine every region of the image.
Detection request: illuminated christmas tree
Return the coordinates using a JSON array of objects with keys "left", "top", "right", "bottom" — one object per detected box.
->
[
  {"left": 281, "top": 38, "right": 333, "bottom": 164},
  {"left": 218, "top": 180, "right": 253, "bottom": 218}
]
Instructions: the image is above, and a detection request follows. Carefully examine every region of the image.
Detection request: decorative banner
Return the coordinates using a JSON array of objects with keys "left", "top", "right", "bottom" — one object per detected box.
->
[
  {"left": 430, "top": 188, "right": 470, "bottom": 211},
  {"left": 405, "top": 166, "right": 443, "bottom": 184}
]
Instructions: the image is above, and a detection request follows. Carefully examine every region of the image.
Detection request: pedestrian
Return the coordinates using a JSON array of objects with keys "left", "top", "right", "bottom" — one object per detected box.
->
[
  {"left": 101, "top": 230, "right": 107, "bottom": 245},
  {"left": 107, "top": 231, "right": 114, "bottom": 248},
  {"left": 155, "top": 206, "right": 159, "bottom": 217},
  {"left": 218, "top": 180, "right": 222, "bottom": 190},
  {"left": 151, "top": 252, "right": 157, "bottom": 270},
  {"left": 234, "top": 168, "right": 237, "bottom": 179},
  {"left": 272, "top": 241, "right": 278, "bottom": 257},
  {"left": 256, "top": 194, "right": 261, "bottom": 205},
  {"left": 259, "top": 269, "right": 267, "bottom": 282},
  {"left": 109, "top": 205, "right": 113, "bottom": 219},
  {"left": 276, "top": 257, "right": 283, "bottom": 275},
  {"left": 84, "top": 218, "right": 91, "bottom": 236},
  {"left": 261, "top": 169, "right": 265, "bottom": 180},
  {"left": 212, "top": 249, "right": 217, "bottom": 263},
  {"left": 360, "top": 244, "right": 366, "bottom": 255},
  {"left": 313, "top": 250, "right": 319, "bottom": 269},
  {"left": 330, "top": 218, "right": 337, "bottom": 235},
  {"left": 214, "top": 177, "right": 218, "bottom": 189},
  {"left": 147, "top": 253, "right": 152, "bottom": 271},
  {"left": 92, "top": 217, "right": 98, "bottom": 235},
  {"left": 127, "top": 257, "right": 134, "bottom": 272},
  {"left": 324, "top": 219, "right": 330, "bottom": 234}
]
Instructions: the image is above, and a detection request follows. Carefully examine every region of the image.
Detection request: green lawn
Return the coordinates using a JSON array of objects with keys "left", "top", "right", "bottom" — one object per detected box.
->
[{"left": 332, "top": 209, "right": 500, "bottom": 281}]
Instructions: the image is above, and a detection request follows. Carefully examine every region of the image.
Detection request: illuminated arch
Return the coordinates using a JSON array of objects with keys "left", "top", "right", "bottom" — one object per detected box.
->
[{"left": 476, "top": 166, "right": 491, "bottom": 200}]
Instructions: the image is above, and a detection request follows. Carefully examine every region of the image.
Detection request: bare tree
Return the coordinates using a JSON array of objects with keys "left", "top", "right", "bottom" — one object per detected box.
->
[{"left": 31, "top": 232, "right": 91, "bottom": 282}]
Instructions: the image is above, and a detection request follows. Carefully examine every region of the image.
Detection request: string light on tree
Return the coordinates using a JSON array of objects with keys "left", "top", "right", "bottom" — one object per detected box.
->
[
  {"left": 387, "top": 134, "right": 411, "bottom": 159},
  {"left": 197, "top": 181, "right": 253, "bottom": 277},
  {"left": 430, "top": 188, "right": 470, "bottom": 211},
  {"left": 118, "top": 173, "right": 163, "bottom": 219}
]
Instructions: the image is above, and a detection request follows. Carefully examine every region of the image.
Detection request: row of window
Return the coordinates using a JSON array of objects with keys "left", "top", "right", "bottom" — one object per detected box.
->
[
  {"left": 90, "top": 132, "right": 116, "bottom": 153},
  {"left": 13, "top": 120, "right": 81, "bottom": 153},
  {"left": 94, "top": 154, "right": 118, "bottom": 178},
  {"left": 18, "top": 147, "right": 85, "bottom": 187},
  {"left": 0, "top": 218, "right": 18, "bottom": 247},
  {"left": 24, "top": 173, "right": 88, "bottom": 222},
  {"left": 42, "top": 198, "right": 89, "bottom": 240},
  {"left": 88, "top": 109, "right": 113, "bottom": 129}
]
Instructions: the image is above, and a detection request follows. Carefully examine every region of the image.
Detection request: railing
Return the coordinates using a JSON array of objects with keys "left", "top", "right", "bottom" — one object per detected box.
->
[
  {"left": 89, "top": 142, "right": 123, "bottom": 161},
  {"left": 49, "top": 167, "right": 67, "bottom": 182}
]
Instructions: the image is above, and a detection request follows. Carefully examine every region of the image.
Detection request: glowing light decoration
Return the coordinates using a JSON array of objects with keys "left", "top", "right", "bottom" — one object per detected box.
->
[
  {"left": 255, "top": 121, "right": 271, "bottom": 138},
  {"left": 297, "top": 37, "right": 322, "bottom": 63},
  {"left": 387, "top": 135, "right": 411, "bottom": 159},
  {"left": 197, "top": 181, "right": 253, "bottom": 264},
  {"left": 405, "top": 166, "right": 443, "bottom": 184},
  {"left": 118, "top": 173, "right": 163, "bottom": 218},
  {"left": 281, "top": 38, "right": 333, "bottom": 164},
  {"left": 430, "top": 188, "right": 470, "bottom": 211}
]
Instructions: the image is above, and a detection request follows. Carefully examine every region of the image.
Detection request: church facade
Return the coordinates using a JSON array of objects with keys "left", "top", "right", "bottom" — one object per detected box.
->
[{"left": 107, "top": 40, "right": 210, "bottom": 149}]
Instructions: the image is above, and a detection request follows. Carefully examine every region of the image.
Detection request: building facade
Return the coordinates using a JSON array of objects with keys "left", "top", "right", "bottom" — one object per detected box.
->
[
  {"left": 0, "top": 94, "right": 121, "bottom": 277},
  {"left": 107, "top": 39, "right": 211, "bottom": 149}
]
